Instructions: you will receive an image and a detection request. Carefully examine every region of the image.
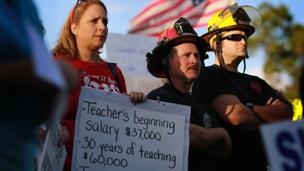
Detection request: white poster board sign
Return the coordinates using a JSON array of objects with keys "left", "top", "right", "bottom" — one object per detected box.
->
[
  {"left": 38, "top": 121, "right": 67, "bottom": 171},
  {"left": 261, "top": 120, "right": 304, "bottom": 171},
  {"left": 72, "top": 87, "right": 190, "bottom": 171},
  {"left": 105, "top": 33, "right": 156, "bottom": 76}
]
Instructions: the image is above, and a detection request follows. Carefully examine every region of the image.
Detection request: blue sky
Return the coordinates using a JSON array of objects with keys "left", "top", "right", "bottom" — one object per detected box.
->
[{"left": 33, "top": 0, "right": 304, "bottom": 85}]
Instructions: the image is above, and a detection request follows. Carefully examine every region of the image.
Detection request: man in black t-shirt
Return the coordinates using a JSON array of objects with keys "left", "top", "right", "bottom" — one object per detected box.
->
[
  {"left": 193, "top": 4, "right": 293, "bottom": 171},
  {"left": 146, "top": 17, "right": 231, "bottom": 171}
]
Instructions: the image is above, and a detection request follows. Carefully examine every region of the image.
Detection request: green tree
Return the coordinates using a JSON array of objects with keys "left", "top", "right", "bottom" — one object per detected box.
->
[{"left": 249, "top": 3, "right": 304, "bottom": 99}]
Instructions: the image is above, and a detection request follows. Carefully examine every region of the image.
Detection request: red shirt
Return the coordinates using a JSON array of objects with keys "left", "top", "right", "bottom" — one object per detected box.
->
[{"left": 54, "top": 53, "right": 127, "bottom": 170}]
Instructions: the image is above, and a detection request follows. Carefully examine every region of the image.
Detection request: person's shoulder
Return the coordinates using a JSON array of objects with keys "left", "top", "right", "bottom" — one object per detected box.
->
[
  {"left": 200, "top": 65, "right": 221, "bottom": 75},
  {"left": 203, "top": 65, "right": 218, "bottom": 71},
  {"left": 109, "top": 62, "right": 123, "bottom": 72},
  {"left": 53, "top": 51, "right": 71, "bottom": 61},
  {"left": 147, "top": 84, "right": 170, "bottom": 100},
  {"left": 243, "top": 72, "right": 268, "bottom": 83},
  {"left": 147, "top": 86, "right": 165, "bottom": 99},
  {"left": 206, "top": 65, "right": 219, "bottom": 70},
  {"left": 105, "top": 61, "right": 117, "bottom": 66},
  {"left": 243, "top": 72, "right": 261, "bottom": 79},
  {"left": 196, "top": 65, "right": 221, "bottom": 82}
]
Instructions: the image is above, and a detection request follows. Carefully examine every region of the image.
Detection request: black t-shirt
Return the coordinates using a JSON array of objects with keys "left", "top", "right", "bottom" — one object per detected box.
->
[
  {"left": 192, "top": 65, "right": 291, "bottom": 171},
  {"left": 147, "top": 83, "right": 220, "bottom": 171}
]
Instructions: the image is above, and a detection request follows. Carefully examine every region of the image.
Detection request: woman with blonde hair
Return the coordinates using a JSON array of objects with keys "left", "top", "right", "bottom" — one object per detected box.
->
[{"left": 53, "top": 0, "right": 144, "bottom": 170}]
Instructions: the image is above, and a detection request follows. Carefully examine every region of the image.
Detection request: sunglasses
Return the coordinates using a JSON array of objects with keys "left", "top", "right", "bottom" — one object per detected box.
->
[
  {"left": 70, "top": 0, "right": 86, "bottom": 22},
  {"left": 221, "top": 34, "right": 248, "bottom": 42},
  {"left": 74, "top": 0, "right": 86, "bottom": 10},
  {"left": 70, "top": 0, "right": 107, "bottom": 23}
]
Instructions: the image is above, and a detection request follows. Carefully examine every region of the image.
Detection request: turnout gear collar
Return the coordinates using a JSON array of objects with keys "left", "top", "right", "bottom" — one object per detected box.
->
[{"left": 146, "top": 17, "right": 208, "bottom": 78}]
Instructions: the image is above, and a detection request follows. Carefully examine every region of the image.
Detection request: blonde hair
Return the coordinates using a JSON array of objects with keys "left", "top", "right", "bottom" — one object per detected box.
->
[
  {"left": 209, "top": 31, "right": 227, "bottom": 50},
  {"left": 52, "top": 0, "right": 107, "bottom": 58}
]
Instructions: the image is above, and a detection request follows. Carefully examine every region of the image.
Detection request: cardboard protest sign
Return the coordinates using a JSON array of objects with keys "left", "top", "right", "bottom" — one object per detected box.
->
[
  {"left": 72, "top": 87, "right": 190, "bottom": 171},
  {"left": 37, "top": 121, "right": 67, "bottom": 171},
  {"left": 105, "top": 33, "right": 156, "bottom": 76},
  {"left": 261, "top": 120, "right": 304, "bottom": 171}
]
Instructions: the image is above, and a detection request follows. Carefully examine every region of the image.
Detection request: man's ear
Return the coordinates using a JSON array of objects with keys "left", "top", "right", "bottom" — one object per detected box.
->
[{"left": 212, "top": 40, "right": 217, "bottom": 50}]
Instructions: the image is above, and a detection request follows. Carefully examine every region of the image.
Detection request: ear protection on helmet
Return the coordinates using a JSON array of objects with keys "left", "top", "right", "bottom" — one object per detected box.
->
[{"left": 161, "top": 58, "right": 169, "bottom": 70}]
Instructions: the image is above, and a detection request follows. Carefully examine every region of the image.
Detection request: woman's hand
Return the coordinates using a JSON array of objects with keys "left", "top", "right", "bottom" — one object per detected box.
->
[{"left": 128, "top": 91, "right": 146, "bottom": 104}]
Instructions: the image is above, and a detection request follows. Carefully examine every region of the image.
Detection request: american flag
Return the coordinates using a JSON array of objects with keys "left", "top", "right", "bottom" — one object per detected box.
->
[{"left": 128, "top": 0, "right": 234, "bottom": 37}]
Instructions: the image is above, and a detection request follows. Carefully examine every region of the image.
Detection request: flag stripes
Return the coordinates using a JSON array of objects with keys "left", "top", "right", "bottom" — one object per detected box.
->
[{"left": 128, "top": 0, "right": 233, "bottom": 36}]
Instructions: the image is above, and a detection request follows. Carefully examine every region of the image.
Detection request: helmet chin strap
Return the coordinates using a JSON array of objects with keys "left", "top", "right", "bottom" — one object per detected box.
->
[
  {"left": 242, "top": 57, "right": 247, "bottom": 74},
  {"left": 241, "top": 50, "right": 249, "bottom": 73},
  {"left": 215, "top": 32, "right": 226, "bottom": 68}
]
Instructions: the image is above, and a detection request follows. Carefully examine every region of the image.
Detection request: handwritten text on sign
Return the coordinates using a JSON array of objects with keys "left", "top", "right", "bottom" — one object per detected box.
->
[
  {"left": 261, "top": 120, "right": 304, "bottom": 171},
  {"left": 72, "top": 87, "right": 190, "bottom": 171}
]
